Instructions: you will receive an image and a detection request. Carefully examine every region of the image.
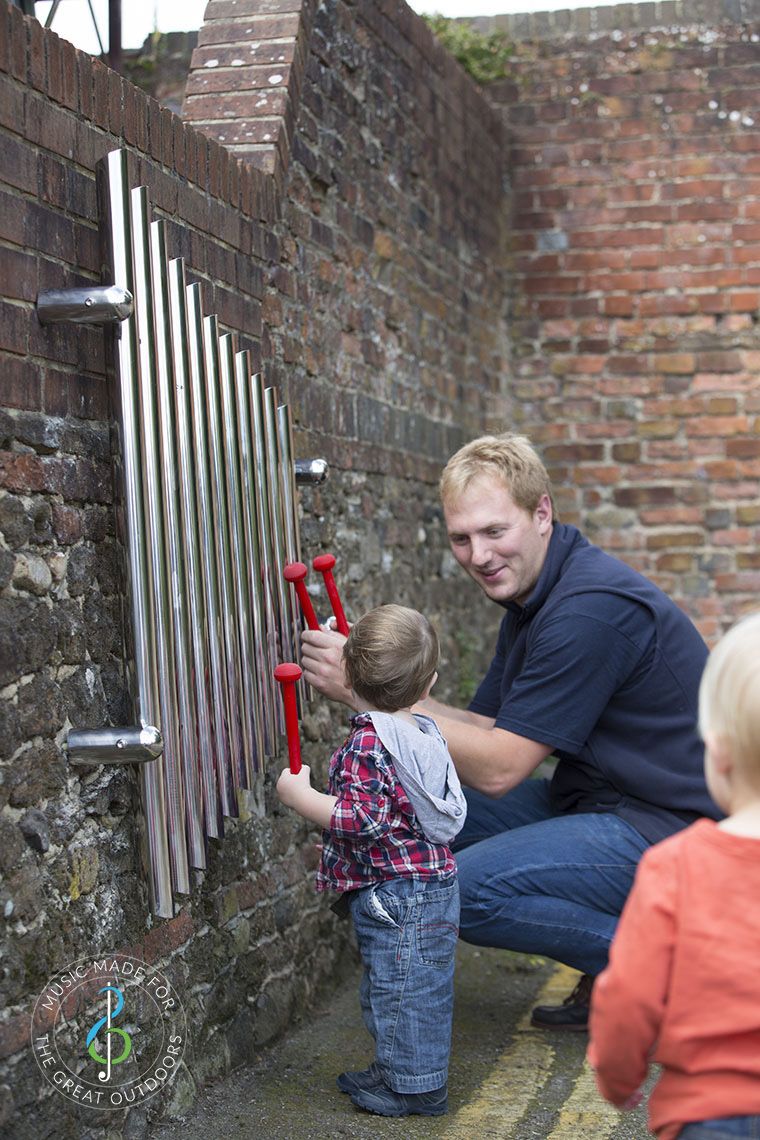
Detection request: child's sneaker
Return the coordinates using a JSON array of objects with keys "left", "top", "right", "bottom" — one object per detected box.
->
[
  {"left": 336, "top": 1061, "right": 383, "bottom": 1094},
  {"left": 350, "top": 1080, "right": 448, "bottom": 1117}
]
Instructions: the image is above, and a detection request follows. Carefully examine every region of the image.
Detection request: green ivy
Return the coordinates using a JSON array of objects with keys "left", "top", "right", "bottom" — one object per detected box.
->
[{"left": 423, "top": 14, "right": 514, "bottom": 85}]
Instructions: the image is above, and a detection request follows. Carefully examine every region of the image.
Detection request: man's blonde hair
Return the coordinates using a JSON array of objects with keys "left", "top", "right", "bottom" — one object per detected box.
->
[
  {"left": 439, "top": 433, "right": 557, "bottom": 519},
  {"left": 698, "top": 611, "right": 760, "bottom": 767},
  {"left": 342, "top": 604, "right": 439, "bottom": 713}
]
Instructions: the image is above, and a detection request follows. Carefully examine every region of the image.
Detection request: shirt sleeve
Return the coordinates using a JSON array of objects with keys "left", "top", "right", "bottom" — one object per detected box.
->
[
  {"left": 328, "top": 735, "right": 406, "bottom": 845},
  {"left": 494, "top": 598, "right": 654, "bottom": 752},
  {"left": 587, "top": 841, "right": 677, "bottom": 1106}
]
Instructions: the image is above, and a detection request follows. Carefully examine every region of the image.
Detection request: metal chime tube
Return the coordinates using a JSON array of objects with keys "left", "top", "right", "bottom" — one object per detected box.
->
[
  {"left": 202, "top": 315, "right": 249, "bottom": 790},
  {"left": 234, "top": 350, "right": 276, "bottom": 759},
  {"left": 249, "top": 374, "right": 284, "bottom": 734},
  {"left": 167, "top": 260, "right": 225, "bottom": 835},
  {"left": 219, "top": 334, "right": 263, "bottom": 782},
  {"left": 185, "top": 285, "right": 238, "bottom": 816},
  {"left": 99, "top": 150, "right": 173, "bottom": 918},
  {"left": 277, "top": 404, "right": 300, "bottom": 567},
  {"left": 97, "top": 150, "right": 317, "bottom": 914},
  {"left": 150, "top": 219, "right": 208, "bottom": 864},
  {"left": 264, "top": 386, "right": 296, "bottom": 671},
  {"left": 130, "top": 186, "right": 190, "bottom": 894},
  {"left": 277, "top": 403, "right": 309, "bottom": 700}
]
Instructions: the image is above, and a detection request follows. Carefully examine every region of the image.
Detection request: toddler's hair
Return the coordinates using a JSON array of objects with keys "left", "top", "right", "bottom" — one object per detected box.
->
[
  {"left": 439, "top": 432, "right": 557, "bottom": 520},
  {"left": 698, "top": 610, "right": 760, "bottom": 766},
  {"left": 342, "top": 604, "right": 439, "bottom": 712}
]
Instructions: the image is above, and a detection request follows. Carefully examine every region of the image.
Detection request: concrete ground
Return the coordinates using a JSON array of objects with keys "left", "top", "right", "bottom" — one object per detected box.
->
[{"left": 152, "top": 943, "right": 655, "bottom": 1140}]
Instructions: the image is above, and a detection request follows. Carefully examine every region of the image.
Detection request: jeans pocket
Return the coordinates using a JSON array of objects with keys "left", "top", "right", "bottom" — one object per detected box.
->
[
  {"left": 367, "top": 884, "right": 403, "bottom": 928},
  {"left": 415, "top": 884, "right": 459, "bottom": 968}
]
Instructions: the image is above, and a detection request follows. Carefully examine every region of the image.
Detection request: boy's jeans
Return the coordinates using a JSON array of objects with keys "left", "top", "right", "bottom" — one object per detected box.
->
[
  {"left": 678, "top": 1119, "right": 760, "bottom": 1139},
  {"left": 349, "top": 875, "right": 459, "bottom": 1094}
]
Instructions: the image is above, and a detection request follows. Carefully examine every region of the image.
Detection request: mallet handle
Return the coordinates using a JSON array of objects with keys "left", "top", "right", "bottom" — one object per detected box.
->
[
  {"left": 273, "top": 663, "right": 303, "bottom": 774},
  {"left": 312, "top": 553, "right": 349, "bottom": 636},
  {"left": 283, "top": 562, "right": 319, "bottom": 630}
]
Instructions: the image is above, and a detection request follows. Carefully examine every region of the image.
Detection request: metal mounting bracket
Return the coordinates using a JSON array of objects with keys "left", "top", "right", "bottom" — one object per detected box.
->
[
  {"left": 294, "top": 458, "right": 328, "bottom": 484},
  {"left": 65, "top": 725, "right": 163, "bottom": 765},
  {"left": 36, "top": 286, "right": 133, "bottom": 325}
]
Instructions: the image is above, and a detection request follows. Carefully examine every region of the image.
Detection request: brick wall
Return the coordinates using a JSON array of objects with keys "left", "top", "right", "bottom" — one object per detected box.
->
[
  {"left": 479, "top": 2, "right": 760, "bottom": 642},
  {"left": 4, "top": 0, "right": 759, "bottom": 1132},
  {"left": 184, "top": 0, "right": 510, "bottom": 467},
  {"left": 0, "top": 1, "right": 504, "bottom": 1135}
]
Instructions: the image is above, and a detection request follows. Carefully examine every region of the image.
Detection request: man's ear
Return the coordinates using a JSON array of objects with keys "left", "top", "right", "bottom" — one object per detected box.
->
[{"left": 535, "top": 493, "right": 553, "bottom": 534}]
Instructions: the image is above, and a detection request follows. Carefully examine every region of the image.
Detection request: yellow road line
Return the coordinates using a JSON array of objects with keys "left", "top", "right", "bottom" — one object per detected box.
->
[
  {"left": 546, "top": 1059, "right": 621, "bottom": 1139},
  {"left": 442, "top": 1036, "right": 555, "bottom": 1138},
  {"left": 443, "top": 963, "right": 575, "bottom": 1139}
]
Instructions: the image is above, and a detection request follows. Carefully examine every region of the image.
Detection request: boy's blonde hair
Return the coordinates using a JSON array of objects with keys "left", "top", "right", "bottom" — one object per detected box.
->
[
  {"left": 698, "top": 611, "right": 760, "bottom": 766},
  {"left": 439, "top": 432, "right": 557, "bottom": 520},
  {"left": 342, "top": 604, "right": 439, "bottom": 713}
]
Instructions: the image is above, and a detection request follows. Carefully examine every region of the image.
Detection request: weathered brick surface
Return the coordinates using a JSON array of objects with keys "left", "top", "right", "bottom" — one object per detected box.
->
[
  {"left": 481, "top": 10, "right": 760, "bottom": 641},
  {"left": 0, "top": 4, "right": 501, "bottom": 1137}
]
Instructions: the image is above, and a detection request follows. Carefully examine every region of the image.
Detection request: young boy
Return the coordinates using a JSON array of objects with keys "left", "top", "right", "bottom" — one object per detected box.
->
[
  {"left": 588, "top": 611, "right": 760, "bottom": 1140},
  {"left": 276, "top": 604, "right": 466, "bottom": 1118}
]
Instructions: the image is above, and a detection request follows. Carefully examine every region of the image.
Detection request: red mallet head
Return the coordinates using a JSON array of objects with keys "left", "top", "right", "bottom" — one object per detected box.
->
[
  {"left": 273, "top": 662, "right": 303, "bottom": 773},
  {"left": 283, "top": 561, "right": 319, "bottom": 631},
  {"left": 312, "top": 553, "right": 349, "bottom": 636}
]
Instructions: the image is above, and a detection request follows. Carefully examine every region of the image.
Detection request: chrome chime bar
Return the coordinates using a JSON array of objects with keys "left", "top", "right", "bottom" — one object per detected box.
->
[{"left": 91, "top": 148, "right": 310, "bottom": 917}]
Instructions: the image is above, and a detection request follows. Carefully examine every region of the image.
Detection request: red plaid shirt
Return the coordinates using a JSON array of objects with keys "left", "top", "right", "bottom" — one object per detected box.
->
[{"left": 316, "top": 713, "right": 457, "bottom": 893}]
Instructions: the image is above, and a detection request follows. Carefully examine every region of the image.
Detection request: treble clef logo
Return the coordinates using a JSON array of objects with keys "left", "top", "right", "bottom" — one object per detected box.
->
[{"left": 86, "top": 986, "right": 132, "bottom": 1082}]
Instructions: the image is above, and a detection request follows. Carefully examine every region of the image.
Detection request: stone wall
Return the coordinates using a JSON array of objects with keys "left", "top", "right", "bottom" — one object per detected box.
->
[
  {"left": 480, "top": 0, "right": 760, "bottom": 642},
  {"left": 0, "top": 1, "right": 505, "bottom": 1136}
]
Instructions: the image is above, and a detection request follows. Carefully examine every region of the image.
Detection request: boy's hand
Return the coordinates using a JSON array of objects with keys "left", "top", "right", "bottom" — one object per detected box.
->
[{"left": 276, "top": 765, "right": 313, "bottom": 810}]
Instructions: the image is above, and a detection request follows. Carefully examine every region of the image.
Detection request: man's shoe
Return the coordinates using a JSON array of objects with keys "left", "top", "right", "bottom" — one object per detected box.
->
[
  {"left": 350, "top": 1080, "right": 448, "bottom": 1117},
  {"left": 336, "top": 1061, "right": 383, "bottom": 1094},
  {"left": 530, "top": 972, "right": 594, "bottom": 1031}
]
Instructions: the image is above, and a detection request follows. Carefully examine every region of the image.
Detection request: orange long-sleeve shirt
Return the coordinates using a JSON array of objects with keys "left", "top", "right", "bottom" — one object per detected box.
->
[{"left": 588, "top": 819, "right": 760, "bottom": 1140}]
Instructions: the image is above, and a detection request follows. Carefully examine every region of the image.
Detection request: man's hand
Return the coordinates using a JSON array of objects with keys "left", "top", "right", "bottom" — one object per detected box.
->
[{"left": 300, "top": 625, "right": 356, "bottom": 706}]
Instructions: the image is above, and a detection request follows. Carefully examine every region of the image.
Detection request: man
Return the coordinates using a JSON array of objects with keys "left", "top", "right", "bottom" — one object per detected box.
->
[{"left": 301, "top": 433, "right": 719, "bottom": 1030}]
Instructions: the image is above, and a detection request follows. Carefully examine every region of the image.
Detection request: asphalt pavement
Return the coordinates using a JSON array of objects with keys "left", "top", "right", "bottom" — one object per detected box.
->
[{"left": 151, "top": 942, "right": 655, "bottom": 1140}]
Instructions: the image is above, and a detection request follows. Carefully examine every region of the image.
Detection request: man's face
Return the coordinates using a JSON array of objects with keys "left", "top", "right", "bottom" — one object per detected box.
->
[{"left": 443, "top": 475, "right": 553, "bottom": 605}]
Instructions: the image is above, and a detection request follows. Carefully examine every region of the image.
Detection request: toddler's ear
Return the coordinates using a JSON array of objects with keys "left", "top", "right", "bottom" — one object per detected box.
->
[
  {"left": 421, "top": 671, "right": 439, "bottom": 700},
  {"left": 705, "top": 731, "right": 732, "bottom": 775}
]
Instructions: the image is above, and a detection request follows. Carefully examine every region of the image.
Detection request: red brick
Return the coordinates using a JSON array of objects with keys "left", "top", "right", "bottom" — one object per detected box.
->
[
  {"left": 7, "top": 3, "right": 26, "bottom": 81},
  {"left": 0, "top": 354, "right": 42, "bottom": 411}
]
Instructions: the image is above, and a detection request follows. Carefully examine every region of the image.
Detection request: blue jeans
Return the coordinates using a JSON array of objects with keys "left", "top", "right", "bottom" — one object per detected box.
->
[
  {"left": 453, "top": 779, "right": 650, "bottom": 976},
  {"left": 349, "top": 875, "right": 459, "bottom": 1093},
  {"left": 678, "top": 1119, "right": 760, "bottom": 1139}
]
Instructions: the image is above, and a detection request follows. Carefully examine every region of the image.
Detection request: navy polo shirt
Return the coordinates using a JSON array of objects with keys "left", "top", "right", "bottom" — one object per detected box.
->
[{"left": 469, "top": 524, "right": 720, "bottom": 843}]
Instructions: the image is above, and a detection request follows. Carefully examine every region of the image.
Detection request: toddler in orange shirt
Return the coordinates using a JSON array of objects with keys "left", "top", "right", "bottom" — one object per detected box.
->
[{"left": 588, "top": 610, "right": 760, "bottom": 1140}]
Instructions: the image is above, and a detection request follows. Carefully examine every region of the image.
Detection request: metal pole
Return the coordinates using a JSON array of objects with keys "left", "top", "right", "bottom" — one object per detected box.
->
[
  {"left": 130, "top": 185, "right": 190, "bottom": 894},
  {"left": 219, "top": 334, "right": 263, "bottom": 781},
  {"left": 235, "top": 352, "right": 277, "bottom": 759},
  {"left": 185, "top": 285, "right": 238, "bottom": 818},
  {"left": 167, "top": 261, "right": 225, "bottom": 835},
  {"left": 97, "top": 149, "right": 173, "bottom": 918},
  {"left": 150, "top": 219, "right": 208, "bottom": 865},
  {"left": 249, "top": 374, "right": 284, "bottom": 734}
]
